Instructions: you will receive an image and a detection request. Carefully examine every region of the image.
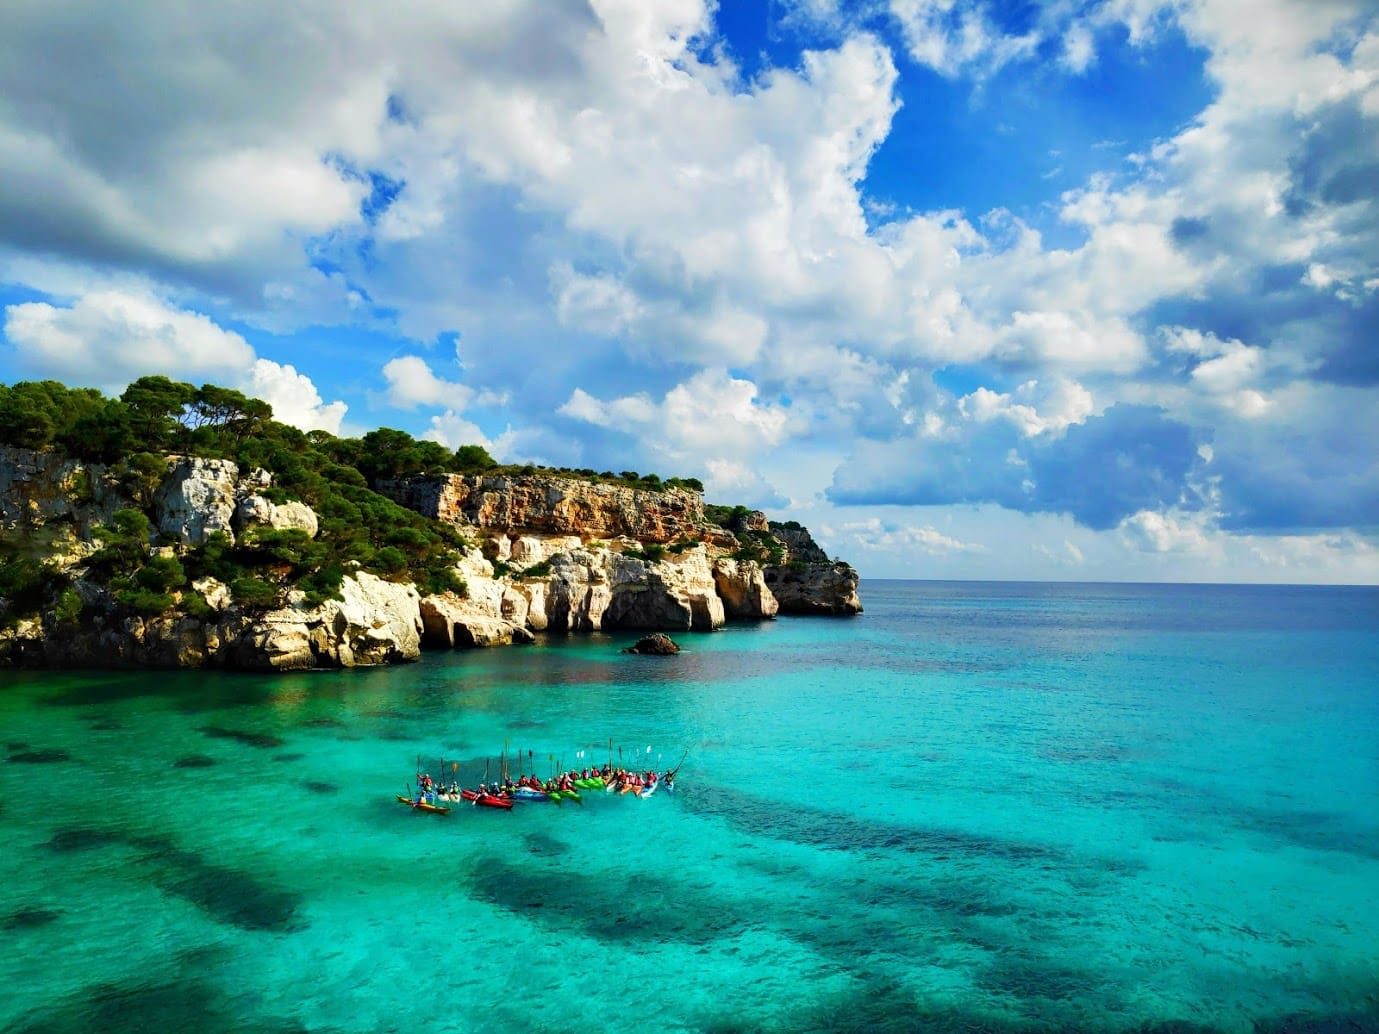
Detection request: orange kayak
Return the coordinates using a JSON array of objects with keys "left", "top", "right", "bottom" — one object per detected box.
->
[{"left": 397, "top": 795, "right": 450, "bottom": 814}]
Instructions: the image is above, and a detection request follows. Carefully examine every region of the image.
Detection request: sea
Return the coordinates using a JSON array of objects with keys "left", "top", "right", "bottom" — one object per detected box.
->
[{"left": 1, "top": 580, "right": 1376, "bottom": 1034}]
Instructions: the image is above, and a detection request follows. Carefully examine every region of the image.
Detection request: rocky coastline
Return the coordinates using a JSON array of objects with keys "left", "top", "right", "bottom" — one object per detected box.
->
[{"left": 0, "top": 448, "right": 861, "bottom": 672}]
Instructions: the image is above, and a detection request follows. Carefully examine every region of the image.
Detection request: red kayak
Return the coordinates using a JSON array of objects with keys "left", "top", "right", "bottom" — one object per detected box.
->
[{"left": 461, "top": 789, "right": 514, "bottom": 810}]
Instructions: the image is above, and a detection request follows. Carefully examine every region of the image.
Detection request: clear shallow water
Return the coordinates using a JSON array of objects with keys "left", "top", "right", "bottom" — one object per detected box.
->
[{"left": 2, "top": 580, "right": 1377, "bottom": 1033}]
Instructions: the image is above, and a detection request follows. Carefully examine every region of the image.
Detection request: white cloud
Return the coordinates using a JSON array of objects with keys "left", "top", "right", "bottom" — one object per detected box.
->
[
  {"left": 1119, "top": 509, "right": 1213, "bottom": 554},
  {"left": 1033, "top": 538, "right": 1086, "bottom": 566},
  {"left": 1247, "top": 531, "right": 1378, "bottom": 573},
  {"left": 837, "top": 516, "right": 985, "bottom": 555},
  {"left": 1061, "top": 23, "right": 1096, "bottom": 73},
  {"left": 560, "top": 369, "right": 790, "bottom": 456},
  {"left": 2, "top": 289, "right": 347, "bottom": 434},
  {"left": 997, "top": 310, "right": 1147, "bottom": 372},
  {"left": 382, "top": 355, "right": 473, "bottom": 409},
  {"left": 888, "top": 0, "right": 1038, "bottom": 77},
  {"left": 552, "top": 265, "right": 645, "bottom": 338},
  {"left": 959, "top": 378, "right": 1096, "bottom": 436},
  {"left": 421, "top": 410, "right": 491, "bottom": 451},
  {"left": 246, "top": 359, "right": 348, "bottom": 434},
  {"left": 3, "top": 290, "right": 255, "bottom": 388}
]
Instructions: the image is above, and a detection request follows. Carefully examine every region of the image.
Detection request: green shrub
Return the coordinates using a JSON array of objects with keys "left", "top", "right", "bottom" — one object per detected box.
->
[
  {"left": 182, "top": 592, "right": 215, "bottom": 620},
  {"left": 52, "top": 587, "right": 83, "bottom": 625},
  {"left": 231, "top": 576, "right": 280, "bottom": 608},
  {"left": 115, "top": 587, "right": 176, "bottom": 614},
  {"left": 0, "top": 553, "right": 54, "bottom": 616},
  {"left": 418, "top": 567, "right": 468, "bottom": 596},
  {"left": 135, "top": 555, "right": 186, "bottom": 592},
  {"left": 371, "top": 546, "right": 407, "bottom": 574}
]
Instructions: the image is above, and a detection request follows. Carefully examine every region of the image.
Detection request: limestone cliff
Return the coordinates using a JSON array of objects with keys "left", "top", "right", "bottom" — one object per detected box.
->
[
  {"left": 377, "top": 474, "right": 712, "bottom": 543},
  {"left": 376, "top": 472, "right": 859, "bottom": 625},
  {"left": 1, "top": 450, "right": 861, "bottom": 669},
  {"left": 763, "top": 524, "right": 864, "bottom": 616},
  {"left": 0, "top": 446, "right": 423, "bottom": 671},
  {"left": 1, "top": 571, "right": 421, "bottom": 671}
]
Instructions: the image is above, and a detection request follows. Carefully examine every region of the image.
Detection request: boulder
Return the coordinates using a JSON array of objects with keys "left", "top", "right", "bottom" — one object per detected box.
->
[
  {"left": 234, "top": 495, "right": 320, "bottom": 538},
  {"left": 624, "top": 633, "right": 681, "bottom": 655}
]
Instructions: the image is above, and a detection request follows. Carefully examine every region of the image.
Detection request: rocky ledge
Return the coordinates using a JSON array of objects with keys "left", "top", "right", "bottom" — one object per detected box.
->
[{"left": 1, "top": 450, "right": 860, "bottom": 671}]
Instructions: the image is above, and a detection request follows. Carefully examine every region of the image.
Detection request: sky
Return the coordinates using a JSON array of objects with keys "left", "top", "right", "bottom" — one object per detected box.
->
[{"left": 1, "top": 0, "right": 1376, "bottom": 585}]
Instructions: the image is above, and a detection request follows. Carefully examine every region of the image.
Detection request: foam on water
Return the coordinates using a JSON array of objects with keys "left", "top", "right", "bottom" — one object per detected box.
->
[{"left": 1, "top": 581, "right": 1377, "bottom": 1033}]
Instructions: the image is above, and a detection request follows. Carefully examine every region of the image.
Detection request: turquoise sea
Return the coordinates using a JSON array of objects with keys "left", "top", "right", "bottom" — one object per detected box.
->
[{"left": 1, "top": 580, "right": 1377, "bottom": 1033}]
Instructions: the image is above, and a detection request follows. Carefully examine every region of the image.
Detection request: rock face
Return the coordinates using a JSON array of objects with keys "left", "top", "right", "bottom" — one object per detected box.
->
[
  {"left": 1, "top": 449, "right": 861, "bottom": 669},
  {"left": 378, "top": 474, "right": 705, "bottom": 543},
  {"left": 0, "top": 572, "right": 421, "bottom": 672},
  {"left": 155, "top": 457, "right": 243, "bottom": 546},
  {"left": 713, "top": 558, "right": 779, "bottom": 620},
  {"left": 0, "top": 447, "right": 125, "bottom": 540},
  {"left": 763, "top": 525, "right": 863, "bottom": 615}
]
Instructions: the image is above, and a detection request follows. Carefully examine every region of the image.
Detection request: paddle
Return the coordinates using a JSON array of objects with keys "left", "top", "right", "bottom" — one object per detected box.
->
[{"left": 667, "top": 749, "right": 689, "bottom": 782}]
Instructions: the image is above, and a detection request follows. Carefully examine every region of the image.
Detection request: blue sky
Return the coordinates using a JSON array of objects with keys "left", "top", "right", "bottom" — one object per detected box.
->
[{"left": 1, "top": 0, "right": 1376, "bottom": 584}]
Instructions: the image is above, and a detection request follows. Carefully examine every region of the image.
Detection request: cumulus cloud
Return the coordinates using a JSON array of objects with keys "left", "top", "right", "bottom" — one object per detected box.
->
[
  {"left": 559, "top": 369, "right": 791, "bottom": 459},
  {"left": 421, "top": 409, "right": 491, "bottom": 451},
  {"left": 959, "top": 378, "right": 1096, "bottom": 436},
  {"left": 888, "top": 0, "right": 1038, "bottom": 77},
  {"left": 4, "top": 290, "right": 255, "bottom": 388},
  {"left": 830, "top": 403, "right": 1206, "bottom": 531},
  {"left": 382, "top": 355, "right": 473, "bottom": 409},
  {"left": 836, "top": 516, "right": 986, "bottom": 555},
  {"left": 1, "top": 0, "right": 1377, "bottom": 578},
  {"left": 246, "top": 358, "right": 348, "bottom": 434},
  {"left": 2, "top": 289, "right": 346, "bottom": 433},
  {"left": 1119, "top": 509, "right": 1213, "bottom": 554}
]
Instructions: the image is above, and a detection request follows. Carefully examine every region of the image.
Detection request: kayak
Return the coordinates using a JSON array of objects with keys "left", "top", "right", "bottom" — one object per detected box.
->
[
  {"left": 510, "top": 787, "right": 551, "bottom": 802},
  {"left": 397, "top": 795, "right": 450, "bottom": 814},
  {"left": 461, "top": 789, "right": 514, "bottom": 810},
  {"left": 639, "top": 781, "right": 658, "bottom": 798}
]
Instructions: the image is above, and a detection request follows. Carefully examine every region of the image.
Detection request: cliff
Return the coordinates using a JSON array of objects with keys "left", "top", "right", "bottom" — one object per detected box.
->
[
  {"left": 376, "top": 473, "right": 862, "bottom": 619},
  {"left": 378, "top": 474, "right": 715, "bottom": 544},
  {"left": 0, "top": 449, "right": 860, "bottom": 671}
]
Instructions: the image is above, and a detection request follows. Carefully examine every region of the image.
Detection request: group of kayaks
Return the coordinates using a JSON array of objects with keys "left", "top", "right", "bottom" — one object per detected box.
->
[{"left": 397, "top": 760, "right": 682, "bottom": 816}]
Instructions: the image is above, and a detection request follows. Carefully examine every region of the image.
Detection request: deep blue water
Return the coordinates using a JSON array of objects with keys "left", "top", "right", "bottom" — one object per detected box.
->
[{"left": 1, "top": 580, "right": 1377, "bottom": 1033}]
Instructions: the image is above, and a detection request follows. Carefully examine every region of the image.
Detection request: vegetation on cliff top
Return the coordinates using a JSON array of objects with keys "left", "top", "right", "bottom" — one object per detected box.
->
[{"left": 0, "top": 377, "right": 741, "bottom": 628}]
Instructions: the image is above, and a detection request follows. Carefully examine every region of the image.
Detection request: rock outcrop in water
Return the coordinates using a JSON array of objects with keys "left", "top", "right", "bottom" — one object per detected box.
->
[{"left": 0, "top": 448, "right": 860, "bottom": 670}]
